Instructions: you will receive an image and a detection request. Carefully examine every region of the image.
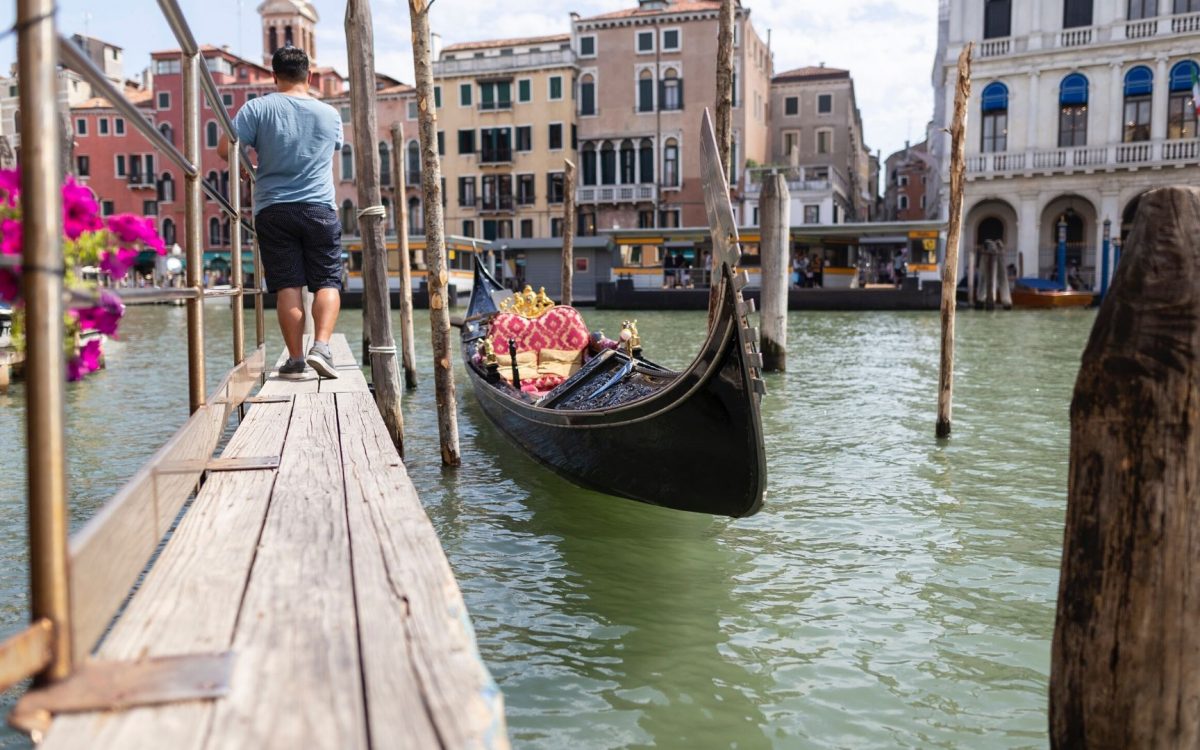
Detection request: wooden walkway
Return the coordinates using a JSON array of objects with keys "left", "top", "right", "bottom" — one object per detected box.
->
[{"left": 40, "top": 335, "right": 507, "bottom": 749}]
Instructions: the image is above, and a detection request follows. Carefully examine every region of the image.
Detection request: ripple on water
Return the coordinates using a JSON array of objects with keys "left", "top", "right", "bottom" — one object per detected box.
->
[{"left": 1, "top": 304, "right": 1092, "bottom": 750}]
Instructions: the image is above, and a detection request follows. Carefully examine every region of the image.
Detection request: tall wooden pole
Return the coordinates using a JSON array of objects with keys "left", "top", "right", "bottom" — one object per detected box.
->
[
  {"left": 935, "top": 44, "right": 971, "bottom": 440},
  {"left": 409, "top": 0, "right": 461, "bottom": 466},
  {"left": 347, "top": 0, "right": 405, "bottom": 451},
  {"left": 19, "top": 0, "right": 72, "bottom": 681},
  {"left": 390, "top": 121, "right": 418, "bottom": 388},
  {"left": 1050, "top": 186, "right": 1200, "bottom": 749},
  {"left": 560, "top": 158, "right": 576, "bottom": 306},
  {"left": 759, "top": 171, "right": 789, "bottom": 371},
  {"left": 708, "top": 0, "right": 735, "bottom": 327}
]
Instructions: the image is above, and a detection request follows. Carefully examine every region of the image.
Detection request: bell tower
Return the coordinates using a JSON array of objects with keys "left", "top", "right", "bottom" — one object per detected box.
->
[{"left": 257, "top": 0, "right": 319, "bottom": 68}]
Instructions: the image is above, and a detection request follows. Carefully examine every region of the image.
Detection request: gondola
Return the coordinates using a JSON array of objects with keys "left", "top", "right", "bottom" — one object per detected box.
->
[{"left": 459, "top": 112, "right": 766, "bottom": 518}]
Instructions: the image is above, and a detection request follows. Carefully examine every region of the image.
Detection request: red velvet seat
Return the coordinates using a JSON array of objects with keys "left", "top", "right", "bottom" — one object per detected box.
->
[{"left": 489, "top": 306, "right": 590, "bottom": 392}]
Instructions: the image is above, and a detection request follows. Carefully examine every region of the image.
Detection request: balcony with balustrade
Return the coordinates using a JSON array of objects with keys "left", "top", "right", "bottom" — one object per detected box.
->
[
  {"left": 966, "top": 138, "right": 1200, "bottom": 178},
  {"left": 576, "top": 183, "right": 658, "bottom": 205},
  {"left": 431, "top": 48, "right": 575, "bottom": 77},
  {"left": 742, "top": 165, "right": 851, "bottom": 200},
  {"left": 968, "top": 11, "right": 1200, "bottom": 60}
]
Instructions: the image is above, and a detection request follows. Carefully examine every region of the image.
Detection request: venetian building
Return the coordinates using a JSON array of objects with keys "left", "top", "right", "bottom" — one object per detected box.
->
[
  {"left": 933, "top": 0, "right": 1200, "bottom": 283},
  {"left": 258, "top": 0, "right": 319, "bottom": 67}
]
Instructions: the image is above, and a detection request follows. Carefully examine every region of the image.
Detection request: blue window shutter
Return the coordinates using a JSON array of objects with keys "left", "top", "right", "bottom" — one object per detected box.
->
[
  {"left": 981, "top": 82, "right": 1009, "bottom": 112},
  {"left": 1060, "top": 73, "right": 1088, "bottom": 105}
]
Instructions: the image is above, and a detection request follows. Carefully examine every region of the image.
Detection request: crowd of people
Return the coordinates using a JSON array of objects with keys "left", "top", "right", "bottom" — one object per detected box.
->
[
  {"left": 790, "top": 252, "right": 825, "bottom": 288},
  {"left": 662, "top": 251, "right": 694, "bottom": 288}
]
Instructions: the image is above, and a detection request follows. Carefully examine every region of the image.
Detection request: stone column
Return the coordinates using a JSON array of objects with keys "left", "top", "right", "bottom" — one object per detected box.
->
[
  {"left": 1151, "top": 56, "right": 1169, "bottom": 142},
  {"left": 1108, "top": 62, "right": 1124, "bottom": 149},
  {"left": 1026, "top": 70, "right": 1041, "bottom": 152},
  {"left": 1018, "top": 193, "right": 1040, "bottom": 278},
  {"left": 1098, "top": 191, "right": 1120, "bottom": 286}
]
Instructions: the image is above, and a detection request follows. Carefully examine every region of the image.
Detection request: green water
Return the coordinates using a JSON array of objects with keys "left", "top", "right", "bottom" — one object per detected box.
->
[{"left": 0, "top": 303, "right": 1094, "bottom": 749}]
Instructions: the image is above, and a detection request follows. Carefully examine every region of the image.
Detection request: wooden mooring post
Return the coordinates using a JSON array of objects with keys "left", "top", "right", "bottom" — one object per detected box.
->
[
  {"left": 409, "top": 0, "right": 461, "bottom": 466},
  {"left": 759, "top": 170, "right": 789, "bottom": 371},
  {"left": 935, "top": 43, "right": 971, "bottom": 439},
  {"left": 346, "top": 0, "right": 405, "bottom": 452},
  {"left": 707, "top": 0, "right": 735, "bottom": 328},
  {"left": 390, "top": 122, "right": 419, "bottom": 389},
  {"left": 560, "top": 158, "right": 576, "bottom": 306},
  {"left": 1050, "top": 186, "right": 1200, "bottom": 749}
]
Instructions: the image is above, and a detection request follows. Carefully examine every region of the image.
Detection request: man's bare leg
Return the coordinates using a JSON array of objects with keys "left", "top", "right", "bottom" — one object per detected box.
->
[
  {"left": 312, "top": 286, "right": 341, "bottom": 343},
  {"left": 275, "top": 286, "right": 305, "bottom": 359}
]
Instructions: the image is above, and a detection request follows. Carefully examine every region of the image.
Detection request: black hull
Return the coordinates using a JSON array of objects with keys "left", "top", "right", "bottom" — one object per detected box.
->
[{"left": 462, "top": 260, "right": 766, "bottom": 518}]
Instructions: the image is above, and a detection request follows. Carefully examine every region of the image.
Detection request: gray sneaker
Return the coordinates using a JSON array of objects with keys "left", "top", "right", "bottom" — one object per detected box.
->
[
  {"left": 278, "top": 357, "right": 308, "bottom": 380},
  {"left": 305, "top": 341, "right": 339, "bottom": 379}
]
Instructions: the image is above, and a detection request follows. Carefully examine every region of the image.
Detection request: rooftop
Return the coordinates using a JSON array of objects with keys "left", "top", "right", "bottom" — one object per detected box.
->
[
  {"left": 441, "top": 34, "right": 570, "bottom": 54},
  {"left": 773, "top": 66, "right": 850, "bottom": 84},
  {"left": 577, "top": 0, "right": 725, "bottom": 22}
]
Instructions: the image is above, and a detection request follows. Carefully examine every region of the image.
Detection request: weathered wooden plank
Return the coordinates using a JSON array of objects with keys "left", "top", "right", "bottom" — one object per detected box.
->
[
  {"left": 258, "top": 335, "right": 318, "bottom": 397},
  {"left": 337, "top": 391, "right": 508, "bottom": 749},
  {"left": 0, "top": 618, "right": 52, "bottom": 694},
  {"left": 41, "top": 399, "right": 293, "bottom": 749},
  {"left": 319, "top": 333, "right": 369, "bottom": 393},
  {"left": 204, "top": 392, "right": 368, "bottom": 749},
  {"left": 67, "top": 346, "right": 265, "bottom": 660}
]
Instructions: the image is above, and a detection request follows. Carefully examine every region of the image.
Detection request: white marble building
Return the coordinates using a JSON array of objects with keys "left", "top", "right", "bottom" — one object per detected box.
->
[{"left": 934, "top": 0, "right": 1200, "bottom": 284}]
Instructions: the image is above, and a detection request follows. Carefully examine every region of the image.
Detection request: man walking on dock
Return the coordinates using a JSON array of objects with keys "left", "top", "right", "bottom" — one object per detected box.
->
[{"left": 219, "top": 45, "right": 343, "bottom": 379}]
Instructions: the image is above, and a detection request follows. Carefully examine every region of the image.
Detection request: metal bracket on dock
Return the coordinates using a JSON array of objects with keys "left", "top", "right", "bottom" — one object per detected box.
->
[
  {"left": 738, "top": 298, "right": 756, "bottom": 317},
  {"left": 8, "top": 651, "right": 234, "bottom": 738},
  {"left": 733, "top": 270, "right": 750, "bottom": 291}
]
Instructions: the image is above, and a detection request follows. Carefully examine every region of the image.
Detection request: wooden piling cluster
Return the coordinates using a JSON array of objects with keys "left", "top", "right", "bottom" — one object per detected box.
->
[
  {"left": 969, "top": 240, "right": 1012, "bottom": 310},
  {"left": 408, "top": 0, "right": 461, "bottom": 466},
  {"left": 1050, "top": 186, "right": 1200, "bottom": 750},
  {"left": 345, "top": 0, "right": 405, "bottom": 451},
  {"left": 935, "top": 43, "right": 972, "bottom": 439}
]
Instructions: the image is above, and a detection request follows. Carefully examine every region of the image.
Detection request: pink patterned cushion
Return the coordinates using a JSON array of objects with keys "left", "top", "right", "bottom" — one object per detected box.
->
[{"left": 489, "top": 307, "right": 590, "bottom": 356}]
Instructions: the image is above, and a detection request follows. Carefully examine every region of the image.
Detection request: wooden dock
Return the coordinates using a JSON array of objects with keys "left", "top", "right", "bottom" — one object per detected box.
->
[{"left": 36, "top": 334, "right": 507, "bottom": 749}]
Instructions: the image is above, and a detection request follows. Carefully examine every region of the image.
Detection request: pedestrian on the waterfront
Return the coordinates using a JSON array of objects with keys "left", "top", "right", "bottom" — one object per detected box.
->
[
  {"left": 219, "top": 45, "right": 344, "bottom": 380},
  {"left": 662, "top": 251, "right": 676, "bottom": 288},
  {"left": 811, "top": 253, "right": 824, "bottom": 288}
]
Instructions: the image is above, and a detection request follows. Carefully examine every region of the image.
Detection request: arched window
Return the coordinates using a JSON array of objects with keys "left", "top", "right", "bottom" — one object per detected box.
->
[
  {"left": 1063, "top": 0, "right": 1093, "bottom": 28},
  {"left": 639, "top": 138, "right": 654, "bottom": 183},
  {"left": 599, "top": 142, "right": 616, "bottom": 185},
  {"left": 1168, "top": 60, "right": 1198, "bottom": 139},
  {"left": 220, "top": 170, "right": 229, "bottom": 199},
  {"left": 619, "top": 139, "right": 636, "bottom": 184},
  {"left": 581, "top": 143, "right": 597, "bottom": 185},
  {"left": 580, "top": 74, "right": 596, "bottom": 116},
  {"left": 221, "top": 219, "right": 230, "bottom": 246},
  {"left": 341, "top": 199, "right": 357, "bottom": 236},
  {"left": 208, "top": 216, "right": 220, "bottom": 246},
  {"left": 408, "top": 196, "right": 423, "bottom": 234},
  {"left": 205, "top": 121, "right": 218, "bottom": 149},
  {"left": 162, "top": 218, "right": 176, "bottom": 247},
  {"left": 205, "top": 170, "right": 219, "bottom": 201},
  {"left": 984, "top": 0, "right": 1012, "bottom": 38},
  {"left": 981, "top": 82, "right": 1008, "bottom": 153},
  {"left": 406, "top": 141, "right": 420, "bottom": 185},
  {"left": 638, "top": 69, "right": 655, "bottom": 112},
  {"left": 284, "top": 25, "right": 294, "bottom": 46},
  {"left": 1059, "top": 73, "right": 1088, "bottom": 147},
  {"left": 269, "top": 27, "right": 278, "bottom": 54},
  {"left": 158, "top": 122, "right": 173, "bottom": 146},
  {"left": 1128, "top": 0, "right": 1157, "bottom": 20},
  {"left": 158, "top": 172, "right": 175, "bottom": 203},
  {"left": 663, "top": 138, "right": 679, "bottom": 187},
  {"left": 1123, "top": 66, "right": 1153, "bottom": 142},
  {"left": 378, "top": 141, "right": 391, "bottom": 186},
  {"left": 341, "top": 144, "right": 354, "bottom": 181},
  {"left": 660, "top": 68, "right": 682, "bottom": 111}
]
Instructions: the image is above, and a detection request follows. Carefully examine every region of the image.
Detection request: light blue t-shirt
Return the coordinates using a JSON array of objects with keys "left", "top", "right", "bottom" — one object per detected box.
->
[{"left": 233, "top": 93, "right": 343, "bottom": 215}]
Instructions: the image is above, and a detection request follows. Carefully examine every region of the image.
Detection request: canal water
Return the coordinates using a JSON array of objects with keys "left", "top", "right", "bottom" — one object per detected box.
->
[{"left": 0, "top": 302, "right": 1093, "bottom": 749}]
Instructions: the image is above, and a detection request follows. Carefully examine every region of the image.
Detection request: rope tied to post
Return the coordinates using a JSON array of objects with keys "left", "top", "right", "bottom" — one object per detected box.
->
[
  {"left": 357, "top": 205, "right": 387, "bottom": 219},
  {"left": 368, "top": 344, "right": 397, "bottom": 355}
]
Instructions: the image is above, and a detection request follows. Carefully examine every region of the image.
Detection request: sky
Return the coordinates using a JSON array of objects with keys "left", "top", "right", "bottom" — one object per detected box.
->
[{"left": 0, "top": 0, "right": 939, "bottom": 162}]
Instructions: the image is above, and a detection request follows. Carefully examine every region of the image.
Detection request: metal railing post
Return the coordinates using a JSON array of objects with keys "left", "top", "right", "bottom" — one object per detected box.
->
[
  {"left": 19, "top": 0, "right": 72, "bottom": 681},
  {"left": 182, "top": 51, "right": 205, "bottom": 411},
  {"left": 230, "top": 143, "right": 245, "bottom": 366},
  {"left": 253, "top": 232, "right": 265, "bottom": 349}
]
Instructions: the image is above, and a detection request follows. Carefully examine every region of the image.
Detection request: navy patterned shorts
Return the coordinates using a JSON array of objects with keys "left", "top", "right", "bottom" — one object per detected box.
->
[{"left": 254, "top": 202, "right": 343, "bottom": 293}]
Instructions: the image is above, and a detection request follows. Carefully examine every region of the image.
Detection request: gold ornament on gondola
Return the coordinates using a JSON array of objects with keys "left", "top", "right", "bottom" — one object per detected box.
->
[
  {"left": 499, "top": 285, "right": 557, "bottom": 318},
  {"left": 478, "top": 337, "right": 498, "bottom": 366},
  {"left": 620, "top": 319, "right": 641, "bottom": 356}
]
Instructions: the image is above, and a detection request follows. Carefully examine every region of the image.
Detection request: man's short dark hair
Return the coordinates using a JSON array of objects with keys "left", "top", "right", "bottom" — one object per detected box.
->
[{"left": 272, "top": 45, "right": 309, "bottom": 84}]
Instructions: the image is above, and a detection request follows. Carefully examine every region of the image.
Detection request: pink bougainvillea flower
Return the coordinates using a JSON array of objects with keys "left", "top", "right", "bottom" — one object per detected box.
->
[
  {"left": 0, "top": 218, "right": 20, "bottom": 256},
  {"left": 0, "top": 169, "right": 19, "bottom": 207},
  {"left": 98, "top": 247, "right": 139, "bottom": 279},
  {"left": 106, "top": 214, "right": 165, "bottom": 255},
  {"left": 62, "top": 179, "right": 102, "bottom": 240},
  {"left": 74, "top": 290, "right": 125, "bottom": 336},
  {"left": 0, "top": 268, "right": 19, "bottom": 303},
  {"left": 67, "top": 338, "right": 103, "bottom": 382}
]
